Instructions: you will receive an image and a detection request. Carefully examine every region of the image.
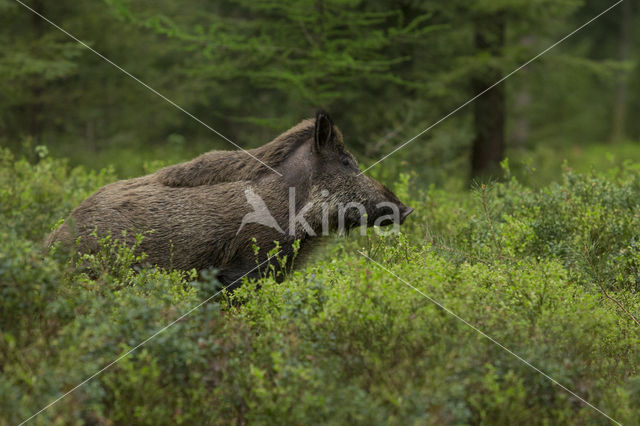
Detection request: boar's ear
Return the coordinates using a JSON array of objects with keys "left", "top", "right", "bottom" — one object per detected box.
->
[{"left": 314, "top": 110, "right": 334, "bottom": 152}]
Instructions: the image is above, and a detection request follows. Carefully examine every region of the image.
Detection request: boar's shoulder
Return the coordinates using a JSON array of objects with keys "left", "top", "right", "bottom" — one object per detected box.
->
[
  {"left": 154, "top": 150, "right": 261, "bottom": 187},
  {"left": 154, "top": 119, "right": 315, "bottom": 187}
]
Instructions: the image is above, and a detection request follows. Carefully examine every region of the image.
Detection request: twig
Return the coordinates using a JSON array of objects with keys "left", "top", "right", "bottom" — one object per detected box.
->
[
  {"left": 480, "top": 184, "right": 503, "bottom": 261},
  {"left": 583, "top": 244, "right": 640, "bottom": 327},
  {"left": 369, "top": 109, "right": 415, "bottom": 155},
  {"left": 298, "top": 20, "right": 315, "bottom": 46},
  {"left": 424, "top": 218, "right": 491, "bottom": 265}
]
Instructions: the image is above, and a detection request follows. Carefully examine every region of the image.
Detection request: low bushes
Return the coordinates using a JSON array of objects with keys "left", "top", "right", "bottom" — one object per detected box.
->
[{"left": 1, "top": 149, "right": 638, "bottom": 424}]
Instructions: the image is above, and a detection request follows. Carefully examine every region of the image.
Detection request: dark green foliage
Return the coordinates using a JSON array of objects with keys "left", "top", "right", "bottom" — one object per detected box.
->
[
  {"left": 1, "top": 150, "right": 639, "bottom": 424},
  {"left": 2, "top": 0, "right": 637, "bottom": 181}
]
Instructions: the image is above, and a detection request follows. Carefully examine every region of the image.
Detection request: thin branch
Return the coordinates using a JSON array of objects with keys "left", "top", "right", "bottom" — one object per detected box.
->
[
  {"left": 424, "top": 218, "right": 492, "bottom": 265},
  {"left": 480, "top": 184, "right": 503, "bottom": 261},
  {"left": 583, "top": 244, "right": 640, "bottom": 327}
]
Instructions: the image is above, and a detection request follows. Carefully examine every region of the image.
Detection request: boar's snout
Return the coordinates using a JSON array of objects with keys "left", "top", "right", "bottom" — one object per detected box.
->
[
  {"left": 370, "top": 202, "right": 413, "bottom": 226},
  {"left": 400, "top": 205, "right": 414, "bottom": 224},
  {"left": 363, "top": 176, "right": 414, "bottom": 227}
]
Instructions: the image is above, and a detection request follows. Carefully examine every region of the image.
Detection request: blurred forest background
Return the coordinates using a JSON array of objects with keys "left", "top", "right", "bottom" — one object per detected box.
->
[{"left": 0, "top": 0, "right": 638, "bottom": 184}]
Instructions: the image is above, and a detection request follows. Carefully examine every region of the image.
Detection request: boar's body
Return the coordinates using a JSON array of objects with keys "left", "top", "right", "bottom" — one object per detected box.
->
[
  {"left": 58, "top": 176, "right": 298, "bottom": 286},
  {"left": 49, "top": 112, "right": 412, "bottom": 288}
]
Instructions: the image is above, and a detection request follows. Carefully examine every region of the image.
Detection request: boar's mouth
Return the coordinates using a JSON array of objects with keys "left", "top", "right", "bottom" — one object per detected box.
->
[{"left": 368, "top": 204, "right": 414, "bottom": 227}]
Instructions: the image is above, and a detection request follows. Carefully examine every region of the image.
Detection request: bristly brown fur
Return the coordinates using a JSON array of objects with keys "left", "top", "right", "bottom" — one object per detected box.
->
[{"left": 155, "top": 119, "right": 344, "bottom": 187}]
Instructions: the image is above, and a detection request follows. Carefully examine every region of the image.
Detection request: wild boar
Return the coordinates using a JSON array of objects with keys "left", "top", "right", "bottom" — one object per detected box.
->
[{"left": 49, "top": 111, "right": 413, "bottom": 289}]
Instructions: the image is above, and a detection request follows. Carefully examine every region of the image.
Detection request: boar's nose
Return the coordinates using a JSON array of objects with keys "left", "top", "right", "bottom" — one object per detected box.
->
[{"left": 400, "top": 206, "right": 414, "bottom": 225}]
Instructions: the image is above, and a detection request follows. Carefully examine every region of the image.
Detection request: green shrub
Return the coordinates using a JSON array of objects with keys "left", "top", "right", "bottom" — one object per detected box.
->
[
  {"left": 416, "top": 162, "right": 640, "bottom": 294},
  {"left": 0, "top": 147, "right": 116, "bottom": 241}
]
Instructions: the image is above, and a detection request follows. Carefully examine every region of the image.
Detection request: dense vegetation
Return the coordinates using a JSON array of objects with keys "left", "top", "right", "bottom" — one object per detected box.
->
[{"left": 1, "top": 147, "right": 639, "bottom": 424}]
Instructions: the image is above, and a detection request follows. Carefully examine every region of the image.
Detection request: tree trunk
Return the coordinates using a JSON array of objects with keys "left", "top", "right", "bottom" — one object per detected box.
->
[
  {"left": 471, "top": 13, "right": 506, "bottom": 179},
  {"left": 29, "top": 0, "right": 45, "bottom": 144},
  {"left": 511, "top": 35, "right": 534, "bottom": 150},
  {"left": 611, "top": 0, "right": 631, "bottom": 143}
]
